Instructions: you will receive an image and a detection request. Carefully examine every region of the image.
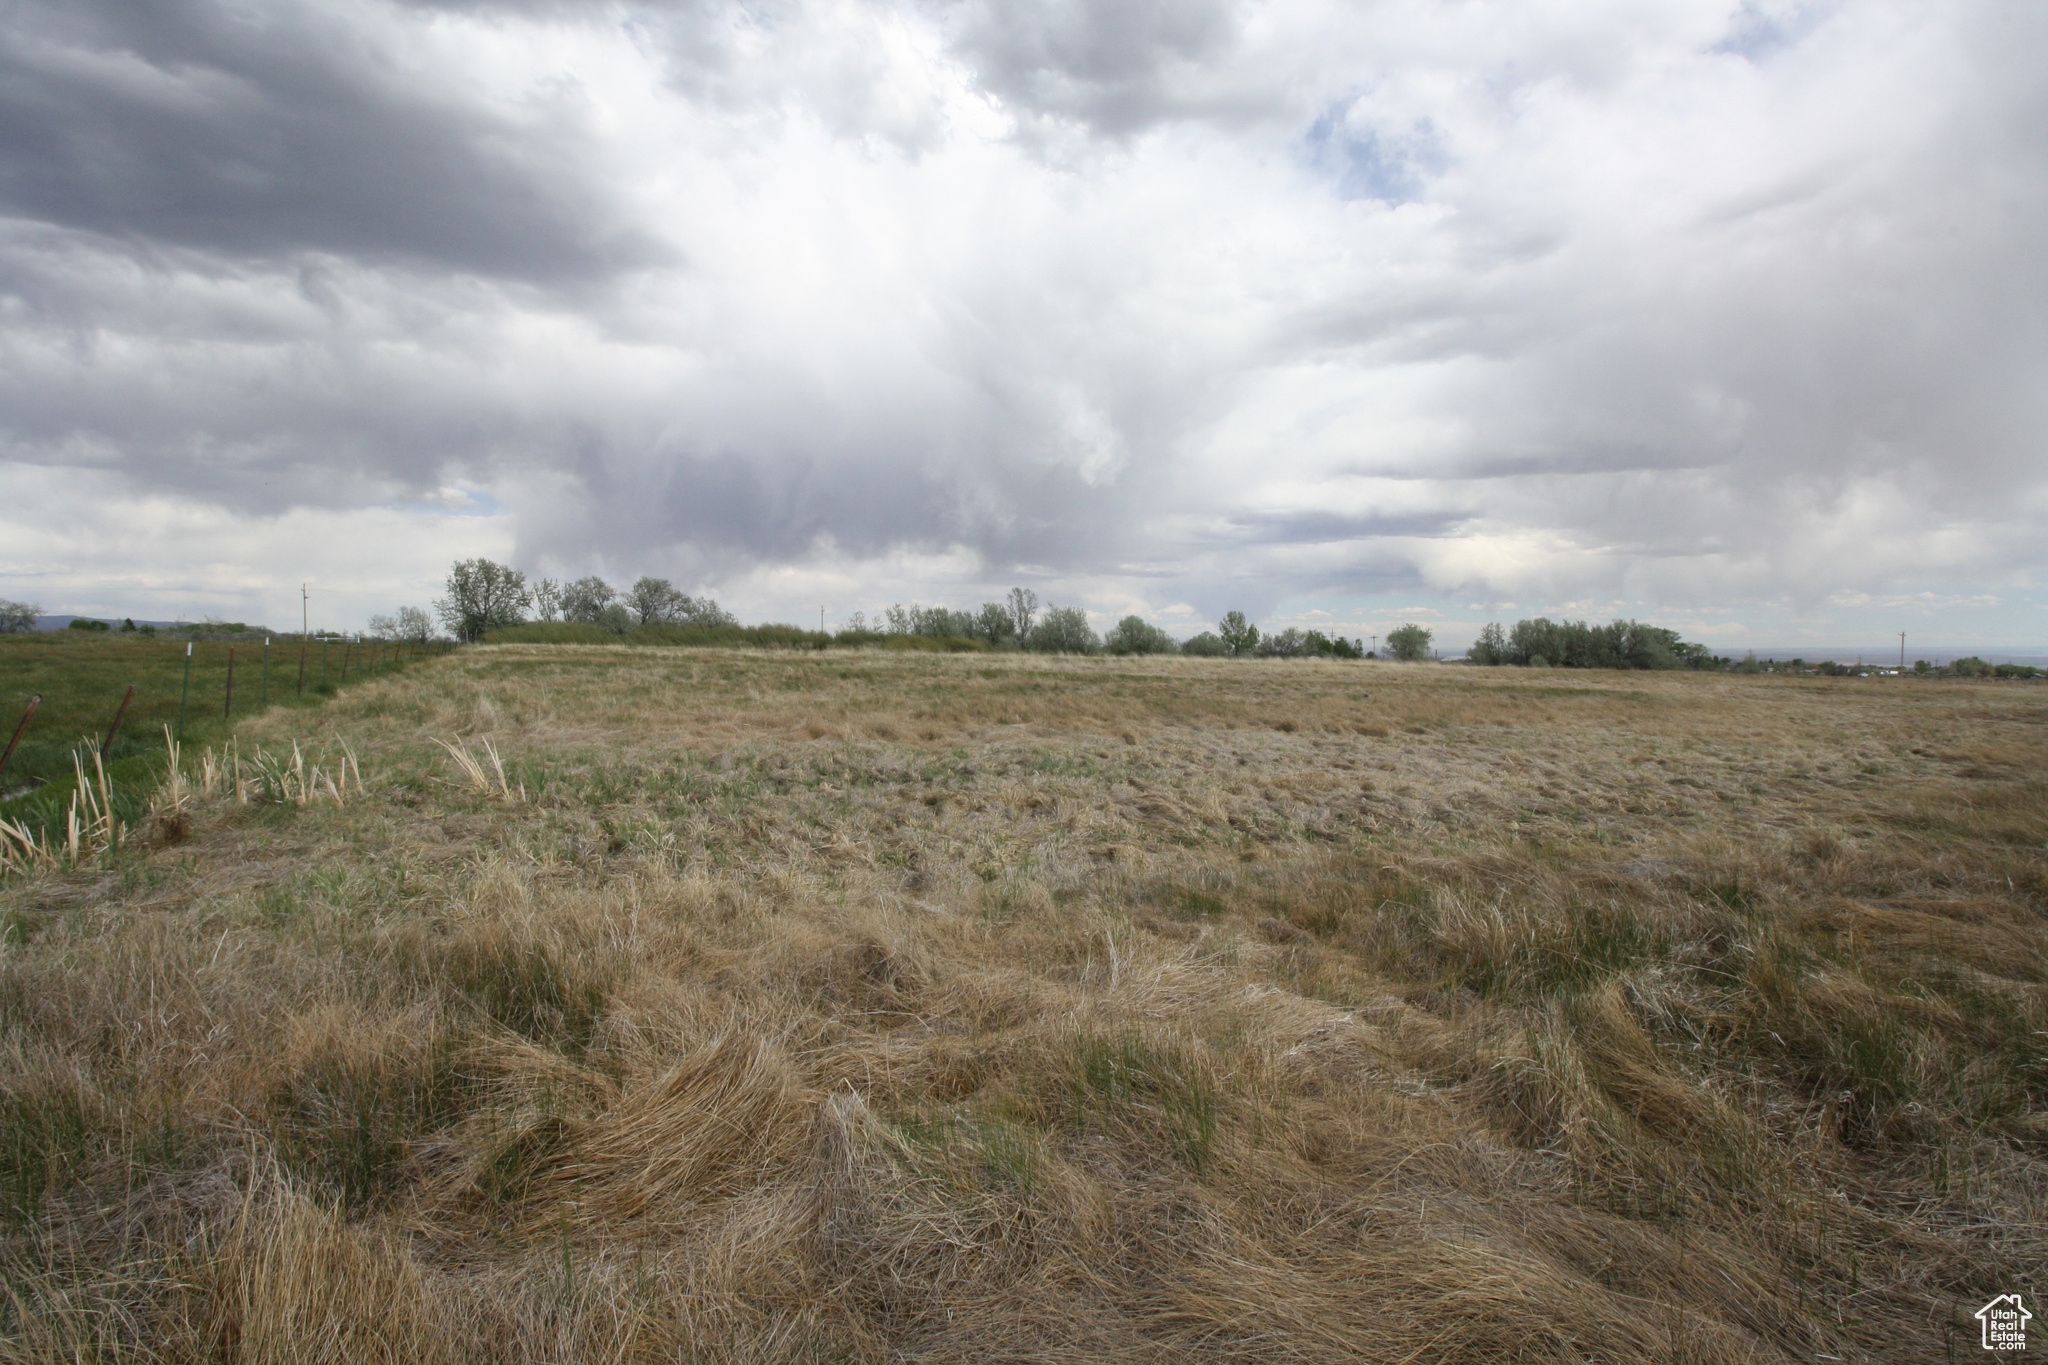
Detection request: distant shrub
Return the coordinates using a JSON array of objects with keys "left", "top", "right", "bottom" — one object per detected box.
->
[
  {"left": 66, "top": 618, "right": 110, "bottom": 633},
  {"left": 824, "top": 629, "right": 983, "bottom": 652},
  {"left": 483, "top": 623, "right": 614, "bottom": 645},
  {"left": 0, "top": 600, "right": 40, "bottom": 634},
  {"left": 1105, "top": 615, "right": 1176, "bottom": 655},
  {"left": 1025, "top": 605, "right": 1101, "bottom": 655},
  {"left": 1180, "top": 631, "right": 1227, "bottom": 657}
]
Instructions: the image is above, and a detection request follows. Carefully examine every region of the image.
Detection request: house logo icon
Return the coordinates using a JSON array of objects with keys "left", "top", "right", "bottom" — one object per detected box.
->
[{"left": 1977, "top": 1293, "right": 2030, "bottom": 1351}]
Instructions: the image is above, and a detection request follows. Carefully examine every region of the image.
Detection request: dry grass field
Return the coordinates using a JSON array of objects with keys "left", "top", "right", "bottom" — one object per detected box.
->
[{"left": 1, "top": 646, "right": 2043, "bottom": 1362}]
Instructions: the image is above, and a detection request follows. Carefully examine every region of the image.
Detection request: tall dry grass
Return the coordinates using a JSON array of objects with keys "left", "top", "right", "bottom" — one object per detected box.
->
[{"left": 0, "top": 648, "right": 2041, "bottom": 1361}]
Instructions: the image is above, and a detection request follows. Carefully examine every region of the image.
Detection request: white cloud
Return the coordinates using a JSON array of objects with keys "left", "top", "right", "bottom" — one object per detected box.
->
[{"left": 0, "top": 0, "right": 2040, "bottom": 645}]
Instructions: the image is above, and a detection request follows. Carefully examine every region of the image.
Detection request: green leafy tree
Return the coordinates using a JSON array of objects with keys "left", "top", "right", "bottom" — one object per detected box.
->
[
  {"left": 629, "top": 577, "right": 683, "bottom": 625},
  {"left": 1496, "top": 617, "right": 1695, "bottom": 669},
  {"left": 0, "top": 599, "right": 40, "bottom": 634},
  {"left": 1218, "top": 611, "right": 1258, "bottom": 658},
  {"left": 395, "top": 606, "right": 434, "bottom": 641},
  {"left": 561, "top": 576, "right": 616, "bottom": 623},
  {"left": 628, "top": 577, "right": 736, "bottom": 627},
  {"left": 1469, "top": 622, "right": 1507, "bottom": 665},
  {"left": 368, "top": 606, "right": 434, "bottom": 642},
  {"left": 1024, "top": 604, "right": 1100, "bottom": 654},
  {"left": 909, "top": 605, "right": 976, "bottom": 638},
  {"left": 1180, "top": 631, "right": 1228, "bottom": 657},
  {"left": 1386, "top": 623, "right": 1433, "bottom": 661},
  {"left": 974, "top": 602, "right": 1017, "bottom": 644},
  {"left": 1007, "top": 587, "right": 1039, "bottom": 639},
  {"left": 434, "top": 558, "right": 530, "bottom": 642},
  {"left": 1256, "top": 627, "right": 1305, "bottom": 658},
  {"left": 1106, "top": 615, "right": 1177, "bottom": 655}
]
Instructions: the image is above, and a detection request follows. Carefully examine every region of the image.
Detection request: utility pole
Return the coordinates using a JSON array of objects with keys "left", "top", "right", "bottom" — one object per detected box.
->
[
  {"left": 820, "top": 605, "right": 825, "bottom": 634},
  {"left": 1370, "top": 634, "right": 1378, "bottom": 658},
  {"left": 302, "top": 583, "right": 308, "bottom": 640},
  {"left": 1900, "top": 632, "right": 1906, "bottom": 670}
]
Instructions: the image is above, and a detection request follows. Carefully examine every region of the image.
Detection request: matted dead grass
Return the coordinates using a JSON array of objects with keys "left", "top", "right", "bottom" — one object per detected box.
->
[{"left": 0, "top": 648, "right": 2042, "bottom": 1362}]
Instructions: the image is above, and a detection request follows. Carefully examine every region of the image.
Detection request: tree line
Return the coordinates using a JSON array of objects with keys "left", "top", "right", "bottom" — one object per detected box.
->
[
  {"left": 425, "top": 562, "right": 738, "bottom": 643},
  {"left": 1466, "top": 617, "right": 1719, "bottom": 670},
  {"left": 420, "top": 559, "right": 1431, "bottom": 658}
]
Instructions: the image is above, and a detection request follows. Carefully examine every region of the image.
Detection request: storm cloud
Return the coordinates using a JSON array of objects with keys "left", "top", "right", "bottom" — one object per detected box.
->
[{"left": 1, "top": 0, "right": 2042, "bottom": 648}]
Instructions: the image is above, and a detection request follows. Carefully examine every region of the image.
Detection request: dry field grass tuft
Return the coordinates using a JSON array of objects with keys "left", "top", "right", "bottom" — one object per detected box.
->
[{"left": 0, "top": 646, "right": 2042, "bottom": 1362}]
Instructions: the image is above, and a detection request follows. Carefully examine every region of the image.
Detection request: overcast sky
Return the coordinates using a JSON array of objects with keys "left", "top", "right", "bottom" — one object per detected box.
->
[{"left": 1, "top": 0, "right": 2043, "bottom": 649}]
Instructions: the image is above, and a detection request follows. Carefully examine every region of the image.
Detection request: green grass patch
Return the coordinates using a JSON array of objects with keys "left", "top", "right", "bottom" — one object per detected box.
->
[
  {"left": 269, "top": 1035, "right": 469, "bottom": 1210},
  {"left": 0, "top": 633, "right": 448, "bottom": 836},
  {"left": 0, "top": 1082, "right": 98, "bottom": 1225},
  {"left": 1067, "top": 1031, "right": 1220, "bottom": 1171}
]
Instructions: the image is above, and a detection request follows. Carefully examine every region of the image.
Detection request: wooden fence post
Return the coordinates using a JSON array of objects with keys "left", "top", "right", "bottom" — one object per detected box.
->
[
  {"left": 102, "top": 685, "right": 135, "bottom": 760},
  {"left": 0, "top": 694, "right": 40, "bottom": 784}
]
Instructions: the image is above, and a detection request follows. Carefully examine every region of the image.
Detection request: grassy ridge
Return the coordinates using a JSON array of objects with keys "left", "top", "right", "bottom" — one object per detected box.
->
[
  {"left": 0, "top": 652, "right": 2040, "bottom": 1361},
  {"left": 0, "top": 634, "right": 445, "bottom": 832}
]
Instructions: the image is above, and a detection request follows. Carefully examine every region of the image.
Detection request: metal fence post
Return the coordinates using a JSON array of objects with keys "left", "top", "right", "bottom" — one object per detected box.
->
[{"left": 176, "top": 642, "right": 193, "bottom": 740}]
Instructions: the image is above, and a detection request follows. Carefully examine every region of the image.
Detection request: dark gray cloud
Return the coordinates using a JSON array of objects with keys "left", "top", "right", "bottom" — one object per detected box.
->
[
  {"left": 0, "top": 0, "right": 665, "bottom": 280},
  {"left": 938, "top": 0, "right": 1250, "bottom": 134},
  {"left": 1222, "top": 509, "right": 1467, "bottom": 546}
]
